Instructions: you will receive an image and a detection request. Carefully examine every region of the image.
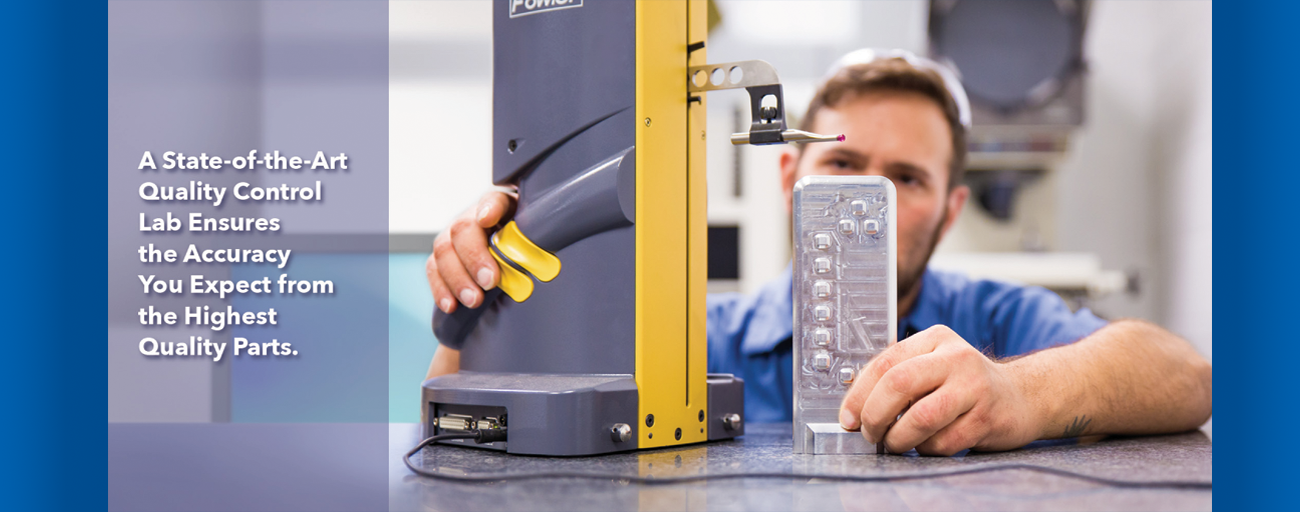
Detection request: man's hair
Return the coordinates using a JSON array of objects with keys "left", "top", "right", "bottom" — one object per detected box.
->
[{"left": 799, "top": 58, "right": 967, "bottom": 189}]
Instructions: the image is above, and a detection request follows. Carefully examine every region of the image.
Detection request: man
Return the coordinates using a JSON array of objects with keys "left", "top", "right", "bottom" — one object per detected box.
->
[{"left": 425, "top": 50, "right": 1212, "bottom": 456}]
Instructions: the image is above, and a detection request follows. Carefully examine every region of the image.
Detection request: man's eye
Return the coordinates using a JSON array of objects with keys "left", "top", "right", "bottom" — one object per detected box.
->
[
  {"left": 830, "top": 159, "right": 852, "bottom": 170},
  {"left": 896, "top": 174, "right": 919, "bottom": 185}
]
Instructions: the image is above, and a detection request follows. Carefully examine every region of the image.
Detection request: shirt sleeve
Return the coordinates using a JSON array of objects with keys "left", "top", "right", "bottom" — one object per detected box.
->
[
  {"left": 974, "top": 281, "right": 1109, "bottom": 357},
  {"left": 706, "top": 293, "right": 747, "bottom": 375},
  {"left": 705, "top": 292, "right": 796, "bottom": 422}
]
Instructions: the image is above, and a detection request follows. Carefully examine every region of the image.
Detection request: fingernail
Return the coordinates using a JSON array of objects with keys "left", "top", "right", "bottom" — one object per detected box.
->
[
  {"left": 839, "top": 408, "right": 858, "bottom": 430},
  {"left": 476, "top": 268, "right": 493, "bottom": 288},
  {"left": 476, "top": 204, "right": 492, "bottom": 222},
  {"left": 439, "top": 298, "right": 453, "bottom": 313},
  {"left": 459, "top": 289, "right": 476, "bottom": 306}
]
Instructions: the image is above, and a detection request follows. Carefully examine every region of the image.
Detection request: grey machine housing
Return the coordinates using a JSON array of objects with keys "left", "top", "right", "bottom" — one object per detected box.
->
[{"left": 422, "top": 0, "right": 745, "bottom": 456}]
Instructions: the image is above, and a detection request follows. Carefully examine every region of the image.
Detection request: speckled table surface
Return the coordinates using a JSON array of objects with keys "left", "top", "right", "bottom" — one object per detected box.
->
[{"left": 389, "top": 422, "right": 1212, "bottom": 512}]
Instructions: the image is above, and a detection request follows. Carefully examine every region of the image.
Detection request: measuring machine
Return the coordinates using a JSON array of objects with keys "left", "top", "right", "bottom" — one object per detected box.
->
[{"left": 423, "top": 0, "right": 841, "bottom": 456}]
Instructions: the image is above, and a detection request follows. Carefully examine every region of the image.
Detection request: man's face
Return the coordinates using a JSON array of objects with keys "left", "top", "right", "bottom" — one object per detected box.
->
[{"left": 780, "top": 90, "right": 969, "bottom": 306}]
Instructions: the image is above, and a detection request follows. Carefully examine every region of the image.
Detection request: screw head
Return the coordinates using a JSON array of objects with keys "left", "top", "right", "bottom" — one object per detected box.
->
[
  {"left": 644, "top": 117, "right": 652, "bottom": 126},
  {"left": 611, "top": 423, "right": 632, "bottom": 443},
  {"left": 674, "top": 428, "right": 682, "bottom": 441},
  {"left": 507, "top": 139, "right": 518, "bottom": 153},
  {"left": 645, "top": 414, "right": 654, "bottom": 427},
  {"left": 698, "top": 410, "right": 705, "bottom": 422},
  {"left": 723, "top": 413, "right": 742, "bottom": 431}
]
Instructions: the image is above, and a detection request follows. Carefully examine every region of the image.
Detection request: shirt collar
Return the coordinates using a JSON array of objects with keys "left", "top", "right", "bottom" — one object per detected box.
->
[{"left": 739, "top": 264, "right": 794, "bottom": 355}]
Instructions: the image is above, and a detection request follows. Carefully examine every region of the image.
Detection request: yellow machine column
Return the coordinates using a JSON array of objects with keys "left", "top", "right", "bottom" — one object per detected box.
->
[{"left": 635, "top": 0, "right": 709, "bottom": 448}]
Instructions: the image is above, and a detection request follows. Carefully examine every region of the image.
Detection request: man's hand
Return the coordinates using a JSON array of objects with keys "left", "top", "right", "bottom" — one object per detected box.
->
[
  {"left": 839, "top": 320, "right": 1213, "bottom": 456},
  {"left": 838, "top": 325, "right": 1043, "bottom": 456},
  {"left": 426, "top": 190, "right": 517, "bottom": 314}
]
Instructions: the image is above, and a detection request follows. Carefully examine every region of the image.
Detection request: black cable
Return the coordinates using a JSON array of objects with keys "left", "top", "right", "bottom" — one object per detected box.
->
[{"left": 403, "top": 430, "right": 1211, "bottom": 491}]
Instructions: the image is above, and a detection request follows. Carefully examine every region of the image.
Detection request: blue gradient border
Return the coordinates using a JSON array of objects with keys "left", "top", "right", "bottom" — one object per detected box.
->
[
  {"left": 1, "top": 1, "right": 108, "bottom": 511},
  {"left": 1214, "top": 0, "right": 1295, "bottom": 508},
  {"left": 0, "top": 0, "right": 1284, "bottom": 509}
]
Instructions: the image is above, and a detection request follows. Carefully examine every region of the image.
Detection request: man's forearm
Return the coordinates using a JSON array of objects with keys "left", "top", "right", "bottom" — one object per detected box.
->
[
  {"left": 425, "top": 345, "right": 460, "bottom": 380},
  {"left": 1006, "top": 319, "right": 1212, "bottom": 440}
]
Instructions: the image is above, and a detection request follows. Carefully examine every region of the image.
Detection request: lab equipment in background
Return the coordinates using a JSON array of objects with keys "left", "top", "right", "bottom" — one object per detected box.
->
[
  {"left": 792, "top": 176, "right": 897, "bottom": 454},
  {"left": 930, "top": 0, "right": 1088, "bottom": 123},
  {"left": 925, "top": 0, "right": 1130, "bottom": 304},
  {"left": 929, "top": 0, "right": 1088, "bottom": 200},
  {"left": 931, "top": 0, "right": 1088, "bottom": 219},
  {"left": 927, "top": 252, "right": 1128, "bottom": 312},
  {"left": 935, "top": 0, "right": 1086, "bottom": 219}
]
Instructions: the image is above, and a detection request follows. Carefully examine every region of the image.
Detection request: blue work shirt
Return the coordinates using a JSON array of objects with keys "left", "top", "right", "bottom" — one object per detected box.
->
[{"left": 706, "top": 265, "right": 1109, "bottom": 422}]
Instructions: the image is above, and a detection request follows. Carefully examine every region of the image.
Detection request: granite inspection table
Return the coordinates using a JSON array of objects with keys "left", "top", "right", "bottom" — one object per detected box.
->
[{"left": 388, "top": 422, "right": 1211, "bottom": 512}]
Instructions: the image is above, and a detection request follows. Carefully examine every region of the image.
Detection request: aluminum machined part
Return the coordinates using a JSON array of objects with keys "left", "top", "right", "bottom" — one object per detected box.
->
[
  {"left": 804, "top": 423, "right": 878, "bottom": 454},
  {"left": 791, "top": 176, "right": 897, "bottom": 454}
]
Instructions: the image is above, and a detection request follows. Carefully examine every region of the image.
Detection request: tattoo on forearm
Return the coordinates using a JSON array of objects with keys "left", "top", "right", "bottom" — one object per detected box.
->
[{"left": 1063, "top": 415, "right": 1092, "bottom": 438}]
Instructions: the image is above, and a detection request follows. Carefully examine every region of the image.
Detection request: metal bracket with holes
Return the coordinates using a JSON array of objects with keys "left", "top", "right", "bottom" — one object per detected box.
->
[{"left": 688, "top": 60, "right": 843, "bottom": 146}]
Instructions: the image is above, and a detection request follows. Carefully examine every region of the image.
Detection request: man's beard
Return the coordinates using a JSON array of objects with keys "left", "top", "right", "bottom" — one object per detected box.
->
[{"left": 898, "top": 205, "right": 947, "bottom": 304}]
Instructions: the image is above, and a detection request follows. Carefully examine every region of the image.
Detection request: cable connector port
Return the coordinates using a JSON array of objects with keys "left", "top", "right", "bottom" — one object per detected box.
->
[
  {"left": 433, "top": 414, "right": 474, "bottom": 432},
  {"left": 432, "top": 413, "right": 506, "bottom": 443}
]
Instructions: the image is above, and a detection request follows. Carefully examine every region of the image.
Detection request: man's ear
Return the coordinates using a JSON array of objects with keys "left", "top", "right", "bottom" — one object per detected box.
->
[
  {"left": 940, "top": 184, "right": 969, "bottom": 238},
  {"left": 779, "top": 148, "right": 800, "bottom": 216}
]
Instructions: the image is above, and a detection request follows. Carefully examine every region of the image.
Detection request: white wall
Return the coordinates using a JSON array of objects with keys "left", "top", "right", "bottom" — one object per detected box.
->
[
  {"left": 389, "top": 0, "right": 493, "bottom": 234},
  {"left": 1054, "top": 1, "right": 1212, "bottom": 359},
  {"left": 1135, "top": 1, "right": 1213, "bottom": 362}
]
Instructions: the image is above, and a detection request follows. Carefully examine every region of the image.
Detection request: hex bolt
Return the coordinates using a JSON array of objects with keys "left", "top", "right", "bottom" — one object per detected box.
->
[{"left": 611, "top": 423, "right": 632, "bottom": 443}]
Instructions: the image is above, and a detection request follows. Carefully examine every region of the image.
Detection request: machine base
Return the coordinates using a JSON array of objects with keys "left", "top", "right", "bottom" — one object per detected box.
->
[{"left": 422, "top": 372, "right": 744, "bottom": 456}]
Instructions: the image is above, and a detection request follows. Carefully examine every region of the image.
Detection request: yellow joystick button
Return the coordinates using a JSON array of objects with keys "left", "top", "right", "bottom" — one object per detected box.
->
[
  {"left": 490, "top": 249, "right": 534, "bottom": 302},
  {"left": 493, "top": 221, "right": 562, "bottom": 282}
]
